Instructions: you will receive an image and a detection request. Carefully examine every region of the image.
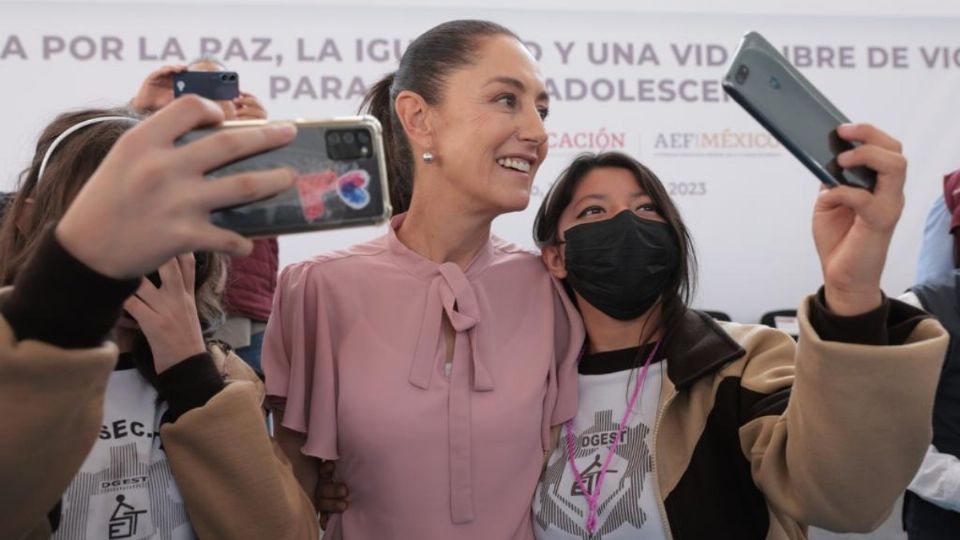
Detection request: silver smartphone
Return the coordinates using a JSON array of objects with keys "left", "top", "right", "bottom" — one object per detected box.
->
[{"left": 178, "top": 116, "right": 392, "bottom": 237}]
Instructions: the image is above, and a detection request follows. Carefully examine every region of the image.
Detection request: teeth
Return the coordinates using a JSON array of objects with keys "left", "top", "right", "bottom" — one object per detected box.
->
[{"left": 497, "top": 157, "right": 532, "bottom": 173}]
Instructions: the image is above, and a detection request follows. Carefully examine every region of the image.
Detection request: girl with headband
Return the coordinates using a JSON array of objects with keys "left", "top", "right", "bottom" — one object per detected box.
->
[{"left": 0, "top": 98, "right": 317, "bottom": 539}]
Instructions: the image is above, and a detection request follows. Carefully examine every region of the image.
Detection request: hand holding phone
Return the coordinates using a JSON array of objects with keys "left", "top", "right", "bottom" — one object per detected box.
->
[
  {"left": 722, "top": 31, "right": 877, "bottom": 191},
  {"left": 811, "top": 121, "right": 907, "bottom": 315},
  {"left": 724, "top": 32, "right": 907, "bottom": 315},
  {"left": 56, "top": 95, "right": 297, "bottom": 279},
  {"left": 130, "top": 64, "right": 187, "bottom": 113}
]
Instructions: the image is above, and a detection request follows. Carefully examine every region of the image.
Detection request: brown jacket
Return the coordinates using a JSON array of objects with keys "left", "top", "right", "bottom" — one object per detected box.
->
[
  {"left": 651, "top": 296, "right": 948, "bottom": 539},
  {"left": 0, "top": 314, "right": 318, "bottom": 540}
]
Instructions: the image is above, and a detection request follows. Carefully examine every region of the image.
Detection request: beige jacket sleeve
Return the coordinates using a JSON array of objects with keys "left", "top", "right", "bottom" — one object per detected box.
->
[
  {"left": 0, "top": 316, "right": 117, "bottom": 540},
  {"left": 736, "top": 296, "right": 948, "bottom": 532},
  {"left": 160, "top": 349, "right": 319, "bottom": 540}
]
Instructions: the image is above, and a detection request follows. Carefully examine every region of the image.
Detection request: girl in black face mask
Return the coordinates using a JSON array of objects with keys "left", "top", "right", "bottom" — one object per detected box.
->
[{"left": 529, "top": 143, "right": 949, "bottom": 540}]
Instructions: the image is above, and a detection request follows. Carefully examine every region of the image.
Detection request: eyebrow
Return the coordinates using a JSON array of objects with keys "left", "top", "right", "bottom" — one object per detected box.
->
[
  {"left": 570, "top": 193, "right": 608, "bottom": 208},
  {"left": 571, "top": 191, "right": 649, "bottom": 208},
  {"left": 484, "top": 76, "right": 550, "bottom": 102}
]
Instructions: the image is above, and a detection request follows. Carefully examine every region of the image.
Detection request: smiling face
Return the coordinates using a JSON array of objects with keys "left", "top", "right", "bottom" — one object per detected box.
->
[{"left": 426, "top": 34, "right": 550, "bottom": 216}]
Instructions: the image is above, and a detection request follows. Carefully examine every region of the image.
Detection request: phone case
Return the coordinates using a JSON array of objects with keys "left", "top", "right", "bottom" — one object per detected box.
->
[
  {"left": 173, "top": 71, "right": 241, "bottom": 101},
  {"left": 722, "top": 31, "right": 876, "bottom": 191},
  {"left": 177, "top": 116, "right": 392, "bottom": 237}
]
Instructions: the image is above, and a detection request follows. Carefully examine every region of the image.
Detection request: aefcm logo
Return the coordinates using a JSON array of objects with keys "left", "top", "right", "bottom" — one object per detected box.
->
[{"left": 651, "top": 130, "right": 782, "bottom": 158}]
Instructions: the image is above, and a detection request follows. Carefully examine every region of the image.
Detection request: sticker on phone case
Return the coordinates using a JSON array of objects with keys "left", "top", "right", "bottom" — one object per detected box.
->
[
  {"left": 336, "top": 170, "right": 371, "bottom": 210},
  {"left": 296, "top": 170, "right": 337, "bottom": 222},
  {"left": 295, "top": 168, "right": 372, "bottom": 222}
]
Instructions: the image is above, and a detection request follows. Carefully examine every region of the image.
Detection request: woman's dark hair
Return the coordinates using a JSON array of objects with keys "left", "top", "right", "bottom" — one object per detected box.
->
[
  {"left": 0, "top": 107, "right": 226, "bottom": 387},
  {"left": 0, "top": 108, "right": 140, "bottom": 285},
  {"left": 359, "top": 20, "right": 520, "bottom": 214},
  {"left": 533, "top": 152, "right": 698, "bottom": 344}
]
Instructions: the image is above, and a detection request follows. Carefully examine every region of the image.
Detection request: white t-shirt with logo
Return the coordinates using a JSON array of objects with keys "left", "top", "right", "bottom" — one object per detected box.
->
[
  {"left": 53, "top": 359, "right": 196, "bottom": 540},
  {"left": 533, "top": 348, "right": 668, "bottom": 540}
]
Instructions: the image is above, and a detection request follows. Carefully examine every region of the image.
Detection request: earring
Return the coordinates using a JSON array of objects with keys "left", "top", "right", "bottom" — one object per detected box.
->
[{"left": 422, "top": 151, "right": 435, "bottom": 164}]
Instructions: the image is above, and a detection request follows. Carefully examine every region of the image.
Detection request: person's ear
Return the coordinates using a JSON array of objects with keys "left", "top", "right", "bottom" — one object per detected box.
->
[
  {"left": 394, "top": 90, "right": 436, "bottom": 156},
  {"left": 541, "top": 244, "right": 568, "bottom": 280}
]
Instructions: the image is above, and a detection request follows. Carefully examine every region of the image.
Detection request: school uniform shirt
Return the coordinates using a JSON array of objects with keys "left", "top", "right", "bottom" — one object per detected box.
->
[
  {"left": 534, "top": 344, "right": 668, "bottom": 540},
  {"left": 0, "top": 226, "right": 318, "bottom": 540},
  {"left": 263, "top": 213, "right": 585, "bottom": 540},
  {"left": 54, "top": 353, "right": 195, "bottom": 540},
  {"left": 538, "top": 300, "right": 951, "bottom": 540}
]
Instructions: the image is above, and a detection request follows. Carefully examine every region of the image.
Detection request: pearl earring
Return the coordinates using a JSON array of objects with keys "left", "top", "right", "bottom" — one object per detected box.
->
[{"left": 422, "top": 151, "right": 435, "bottom": 164}]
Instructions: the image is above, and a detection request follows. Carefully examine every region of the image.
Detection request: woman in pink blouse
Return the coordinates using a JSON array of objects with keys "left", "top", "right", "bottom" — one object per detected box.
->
[{"left": 262, "top": 20, "right": 584, "bottom": 539}]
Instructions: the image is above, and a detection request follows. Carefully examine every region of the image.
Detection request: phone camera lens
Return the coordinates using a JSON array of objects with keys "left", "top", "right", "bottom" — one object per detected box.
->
[
  {"left": 326, "top": 130, "right": 370, "bottom": 161},
  {"left": 735, "top": 65, "right": 750, "bottom": 84}
]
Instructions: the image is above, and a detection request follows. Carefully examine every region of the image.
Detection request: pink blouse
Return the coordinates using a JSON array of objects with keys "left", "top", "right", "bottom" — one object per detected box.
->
[{"left": 263, "top": 214, "right": 583, "bottom": 539}]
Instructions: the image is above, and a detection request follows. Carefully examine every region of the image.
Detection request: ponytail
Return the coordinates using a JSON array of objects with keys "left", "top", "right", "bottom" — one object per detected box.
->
[
  {"left": 360, "top": 73, "right": 413, "bottom": 214},
  {"left": 359, "top": 21, "right": 520, "bottom": 216}
]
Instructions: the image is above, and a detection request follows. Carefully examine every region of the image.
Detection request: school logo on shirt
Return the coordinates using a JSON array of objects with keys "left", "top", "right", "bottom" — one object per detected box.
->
[
  {"left": 108, "top": 495, "right": 147, "bottom": 539},
  {"left": 535, "top": 410, "right": 654, "bottom": 539},
  {"left": 570, "top": 455, "right": 619, "bottom": 498},
  {"left": 53, "top": 441, "right": 194, "bottom": 539}
]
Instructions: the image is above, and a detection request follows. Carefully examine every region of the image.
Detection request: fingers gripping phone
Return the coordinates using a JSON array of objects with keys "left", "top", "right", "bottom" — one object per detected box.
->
[
  {"left": 177, "top": 116, "right": 392, "bottom": 237},
  {"left": 173, "top": 71, "right": 241, "bottom": 101},
  {"left": 722, "top": 31, "right": 877, "bottom": 191}
]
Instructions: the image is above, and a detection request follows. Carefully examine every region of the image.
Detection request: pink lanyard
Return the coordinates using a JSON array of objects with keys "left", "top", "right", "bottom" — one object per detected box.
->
[{"left": 564, "top": 341, "right": 661, "bottom": 536}]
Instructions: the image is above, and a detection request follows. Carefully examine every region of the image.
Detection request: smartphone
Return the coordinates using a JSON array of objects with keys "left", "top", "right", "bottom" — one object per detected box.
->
[
  {"left": 722, "top": 31, "right": 876, "bottom": 191},
  {"left": 177, "top": 116, "right": 392, "bottom": 237},
  {"left": 173, "top": 71, "right": 241, "bottom": 100}
]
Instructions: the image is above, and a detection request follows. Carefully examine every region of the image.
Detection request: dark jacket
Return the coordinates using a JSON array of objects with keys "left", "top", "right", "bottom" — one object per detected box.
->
[{"left": 904, "top": 273, "right": 960, "bottom": 539}]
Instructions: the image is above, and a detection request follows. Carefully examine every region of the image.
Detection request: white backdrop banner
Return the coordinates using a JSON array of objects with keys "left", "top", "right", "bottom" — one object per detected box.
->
[{"left": 2, "top": 2, "right": 959, "bottom": 323}]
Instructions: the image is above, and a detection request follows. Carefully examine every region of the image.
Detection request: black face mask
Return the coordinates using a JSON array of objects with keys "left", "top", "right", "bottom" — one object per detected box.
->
[{"left": 563, "top": 210, "right": 680, "bottom": 321}]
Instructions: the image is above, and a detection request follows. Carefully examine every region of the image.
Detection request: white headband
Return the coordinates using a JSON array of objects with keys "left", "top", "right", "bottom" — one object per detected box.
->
[{"left": 37, "top": 116, "right": 138, "bottom": 181}]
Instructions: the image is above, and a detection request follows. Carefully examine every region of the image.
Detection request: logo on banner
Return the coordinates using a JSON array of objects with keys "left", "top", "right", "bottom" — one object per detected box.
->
[{"left": 651, "top": 130, "right": 782, "bottom": 158}]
